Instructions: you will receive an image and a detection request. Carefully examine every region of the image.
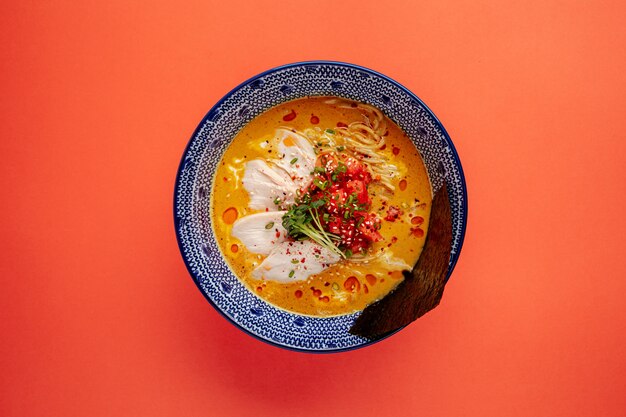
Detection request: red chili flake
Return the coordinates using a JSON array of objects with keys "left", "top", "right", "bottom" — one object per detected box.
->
[
  {"left": 392, "top": 146, "right": 400, "bottom": 156},
  {"left": 275, "top": 230, "right": 280, "bottom": 238},
  {"left": 310, "top": 115, "right": 319, "bottom": 124},
  {"left": 265, "top": 207, "right": 269, "bottom": 212},
  {"left": 313, "top": 289, "right": 322, "bottom": 297},
  {"left": 301, "top": 258, "right": 306, "bottom": 263},
  {"left": 350, "top": 102, "right": 358, "bottom": 108},
  {"left": 320, "top": 296, "right": 330, "bottom": 303},
  {"left": 380, "top": 144, "right": 387, "bottom": 150},
  {"left": 230, "top": 244, "right": 239, "bottom": 253},
  {"left": 294, "top": 290, "right": 303, "bottom": 298},
  {"left": 399, "top": 179, "right": 407, "bottom": 191},
  {"left": 223, "top": 177, "right": 228, "bottom": 182},
  {"left": 256, "top": 286, "right": 263, "bottom": 293},
  {"left": 384, "top": 205, "right": 403, "bottom": 222},
  {"left": 336, "top": 121, "right": 348, "bottom": 128},
  {"left": 282, "top": 109, "right": 297, "bottom": 121},
  {"left": 363, "top": 284, "right": 369, "bottom": 294}
]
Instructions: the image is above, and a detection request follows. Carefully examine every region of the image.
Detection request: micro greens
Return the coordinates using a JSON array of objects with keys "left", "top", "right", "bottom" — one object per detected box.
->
[{"left": 282, "top": 201, "right": 345, "bottom": 259}]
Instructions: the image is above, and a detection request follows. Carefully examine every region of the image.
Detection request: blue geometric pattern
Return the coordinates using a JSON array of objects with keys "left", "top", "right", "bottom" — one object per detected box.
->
[{"left": 174, "top": 61, "right": 467, "bottom": 352}]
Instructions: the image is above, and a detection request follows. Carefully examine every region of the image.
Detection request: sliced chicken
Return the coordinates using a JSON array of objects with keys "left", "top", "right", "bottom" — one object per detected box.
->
[
  {"left": 251, "top": 240, "right": 341, "bottom": 283},
  {"left": 231, "top": 211, "right": 287, "bottom": 255},
  {"left": 241, "top": 159, "right": 298, "bottom": 211},
  {"left": 273, "top": 128, "right": 316, "bottom": 187}
]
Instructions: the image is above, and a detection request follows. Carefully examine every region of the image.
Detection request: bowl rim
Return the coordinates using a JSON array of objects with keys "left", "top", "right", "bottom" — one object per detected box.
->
[{"left": 173, "top": 60, "right": 468, "bottom": 353}]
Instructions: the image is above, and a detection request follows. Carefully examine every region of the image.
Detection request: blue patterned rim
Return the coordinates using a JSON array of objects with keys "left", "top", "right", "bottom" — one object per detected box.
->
[{"left": 174, "top": 61, "right": 467, "bottom": 353}]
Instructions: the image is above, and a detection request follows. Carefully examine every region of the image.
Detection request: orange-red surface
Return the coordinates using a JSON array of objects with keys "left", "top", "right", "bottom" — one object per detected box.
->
[{"left": 1, "top": 1, "right": 625, "bottom": 416}]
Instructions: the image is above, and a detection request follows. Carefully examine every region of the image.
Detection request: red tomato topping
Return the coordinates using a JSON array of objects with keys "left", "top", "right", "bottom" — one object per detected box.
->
[{"left": 297, "top": 151, "right": 384, "bottom": 255}]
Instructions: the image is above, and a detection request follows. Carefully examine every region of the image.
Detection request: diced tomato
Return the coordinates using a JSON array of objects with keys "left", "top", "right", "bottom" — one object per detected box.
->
[
  {"left": 342, "top": 156, "right": 371, "bottom": 183},
  {"left": 345, "top": 180, "right": 369, "bottom": 205},
  {"left": 358, "top": 213, "right": 383, "bottom": 242},
  {"left": 299, "top": 151, "right": 386, "bottom": 256}
]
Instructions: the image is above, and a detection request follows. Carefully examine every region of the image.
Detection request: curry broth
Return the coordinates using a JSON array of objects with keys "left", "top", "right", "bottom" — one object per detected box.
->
[{"left": 211, "top": 97, "right": 432, "bottom": 316}]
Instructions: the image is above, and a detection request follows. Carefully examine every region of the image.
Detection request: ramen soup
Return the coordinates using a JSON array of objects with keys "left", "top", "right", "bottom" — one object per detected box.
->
[{"left": 211, "top": 97, "right": 432, "bottom": 316}]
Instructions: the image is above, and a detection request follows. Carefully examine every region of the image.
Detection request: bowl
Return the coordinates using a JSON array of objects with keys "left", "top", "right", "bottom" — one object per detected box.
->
[{"left": 174, "top": 61, "right": 467, "bottom": 352}]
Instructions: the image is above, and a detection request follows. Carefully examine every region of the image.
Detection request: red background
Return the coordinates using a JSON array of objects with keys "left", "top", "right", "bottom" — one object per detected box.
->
[{"left": 2, "top": 1, "right": 625, "bottom": 416}]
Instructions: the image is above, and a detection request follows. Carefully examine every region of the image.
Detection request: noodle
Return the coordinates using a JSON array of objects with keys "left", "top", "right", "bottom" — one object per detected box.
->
[{"left": 308, "top": 99, "right": 400, "bottom": 195}]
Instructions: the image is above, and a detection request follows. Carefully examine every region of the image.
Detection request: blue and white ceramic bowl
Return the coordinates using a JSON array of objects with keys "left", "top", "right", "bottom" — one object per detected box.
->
[{"left": 174, "top": 61, "right": 467, "bottom": 352}]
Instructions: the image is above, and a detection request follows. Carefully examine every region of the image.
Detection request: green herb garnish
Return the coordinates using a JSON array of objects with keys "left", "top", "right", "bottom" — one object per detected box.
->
[
  {"left": 265, "top": 222, "right": 274, "bottom": 229},
  {"left": 313, "top": 178, "right": 328, "bottom": 190},
  {"left": 356, "top": 216, "right": 364, "bottom": 227},
  {"left": 282, "top": 204, "right": 344, "bottom": 259},
  {"left": 290, "top": 157, "right": 298, "bottom": 165},
  {"left": 289, "top": 270, "right": 295, "bottom": 278},
  {"left": 311, "top": 199, "right": 326, "bottom": 209},
  {"left": 325, "top": 129, "right": 335, "bottom": 134}
]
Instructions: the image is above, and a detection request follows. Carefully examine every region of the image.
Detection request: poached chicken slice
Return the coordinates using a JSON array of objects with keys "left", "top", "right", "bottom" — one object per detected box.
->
[
  {"left": 241, "top": 159, "right": 298, "bottom": 211},
  {"left": 231, "top": 211, "right": 287, "bottom": 256},
  {"left": 273, "top": 128, "right": 316, "bottom": 188},
  {"left": 251, "top": 240, "right": 341, "bottom": 283}
]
